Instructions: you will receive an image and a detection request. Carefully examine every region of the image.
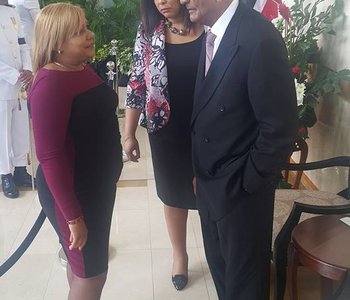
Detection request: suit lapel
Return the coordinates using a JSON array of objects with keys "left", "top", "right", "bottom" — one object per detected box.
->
[{"left": 192, "top": 3, "right": 247, "bottom": 125}]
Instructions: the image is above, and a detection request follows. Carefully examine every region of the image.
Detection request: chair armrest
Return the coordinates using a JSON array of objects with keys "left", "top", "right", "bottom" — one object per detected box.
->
[{"left": 285, "top": 156, "right": 350, "bottom": 171}]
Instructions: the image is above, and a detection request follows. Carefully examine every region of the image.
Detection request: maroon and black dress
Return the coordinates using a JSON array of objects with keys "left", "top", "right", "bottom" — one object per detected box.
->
[{"left": 29, "top": 65, "right": 123, "bottom": 278}]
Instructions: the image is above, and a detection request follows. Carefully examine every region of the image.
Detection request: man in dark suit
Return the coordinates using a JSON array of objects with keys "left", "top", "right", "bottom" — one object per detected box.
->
[{"left": 180, "top": 0, "right": 298, "bottom": 299}]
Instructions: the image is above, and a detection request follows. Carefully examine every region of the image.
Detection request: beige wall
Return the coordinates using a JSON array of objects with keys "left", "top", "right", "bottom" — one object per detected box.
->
[{"left": 286, "top": 0, "right": 350, "bottom": 193}]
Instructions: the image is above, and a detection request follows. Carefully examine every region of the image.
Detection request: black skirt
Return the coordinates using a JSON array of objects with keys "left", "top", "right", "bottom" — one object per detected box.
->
[
  {"left": 149, "top": 126, "right": 196, "bottom": 209},
  {"left": 147, "top": 33, "right": 204, "bottom": 210}
]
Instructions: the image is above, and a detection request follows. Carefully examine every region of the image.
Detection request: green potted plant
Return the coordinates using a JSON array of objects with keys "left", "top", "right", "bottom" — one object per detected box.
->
[
  {"left": 276, "top": 0, "right": 350, "bottom": 139},
  {"left": 115, "top": 41, "right": 133, "bottom": 86},
  {"left": 275, "top": 0, "right": 350, "bottom": 189}
]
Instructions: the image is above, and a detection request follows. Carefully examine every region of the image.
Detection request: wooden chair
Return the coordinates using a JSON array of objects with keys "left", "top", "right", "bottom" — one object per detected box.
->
[
  {"left": 285, "top": 136, "right": 309, "bottom": 189},
  {"left": 272, "top": 156, "right": 350, "bottom": 300},
  {"left": 288, "top": 215, "right": 350, "bottom": 300}
]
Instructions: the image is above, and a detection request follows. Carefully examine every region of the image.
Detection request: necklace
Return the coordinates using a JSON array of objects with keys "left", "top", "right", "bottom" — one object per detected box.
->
[
  {"left": 165, "top": 19, "right": 188, "bottom": 36},
  {"left": 53, "top": 61, "right": 85, "bottom": 71}
]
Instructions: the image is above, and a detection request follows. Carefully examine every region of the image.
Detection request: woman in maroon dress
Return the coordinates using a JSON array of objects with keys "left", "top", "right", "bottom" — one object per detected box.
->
[{"left": 29, "top": 3, "right": 122, "bottom": 299}]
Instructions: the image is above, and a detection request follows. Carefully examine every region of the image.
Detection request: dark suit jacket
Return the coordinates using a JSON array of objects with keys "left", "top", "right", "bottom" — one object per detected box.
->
[
  {"left": 192, "top": 3, "right": 298, "bottom": 221},
  {"left": 240, "top": 0, "right": 256, "bottom": 8}
]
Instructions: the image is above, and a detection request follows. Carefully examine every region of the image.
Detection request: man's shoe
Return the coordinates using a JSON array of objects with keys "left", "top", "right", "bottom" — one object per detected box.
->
[
  {"left": 13, "top": 166, "right": 36, "bottom": 188},
  {"left": 1, "top": 174, "right": 19, "bottom": 198}
]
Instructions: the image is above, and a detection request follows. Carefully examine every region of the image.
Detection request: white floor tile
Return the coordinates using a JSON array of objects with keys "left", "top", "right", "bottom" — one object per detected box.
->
[
  {"left": 0, "top": 190, "right": 36, "bottom": 215},
  {"left": 116, "top": 186, "right": 149, "bottom": 210},
  {"left": 103, "top": 249, "right": 153, "bottom": 300},
  {"left": 112, "top": 210, "right": 151, "bottom": 250},
  {"left": 189, "top": 210, "right": 204, "bottom": 248},
  {"left": 119, "top": 157, "right": 149, "bottom": 181},
  {"left": 43, "top": 259, "right": 68, "bottom": 300},
  {"left": 0, "top": 253, "right": 55, "bottom": 300},
  {"left": 148, "top": 180, "right": 163, "bottom": 210},
  {"left": 10, "top": 216, "right": 59, "bottom": 256},
  {"left": 0, "top": 212, "right": 28, "bottom": 263}
]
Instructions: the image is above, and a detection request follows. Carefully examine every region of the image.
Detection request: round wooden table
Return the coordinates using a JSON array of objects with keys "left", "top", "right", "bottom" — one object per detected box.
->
[{"left": 288, "top": 215, "right": 350, "bottom": 300}]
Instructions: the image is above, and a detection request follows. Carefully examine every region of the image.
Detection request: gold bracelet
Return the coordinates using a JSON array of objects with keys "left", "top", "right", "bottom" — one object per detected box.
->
[{"left": 67, "top": 216, "right": 84, "bottom": 225}]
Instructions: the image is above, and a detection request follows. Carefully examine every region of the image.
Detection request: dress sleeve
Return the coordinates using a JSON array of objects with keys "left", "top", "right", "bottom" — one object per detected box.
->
[
  {"left": 30, "top": 74, "right": 83, "bottom": 221},
  {"left": 125, "top": 24, "right": 148, "bottom": 110}
]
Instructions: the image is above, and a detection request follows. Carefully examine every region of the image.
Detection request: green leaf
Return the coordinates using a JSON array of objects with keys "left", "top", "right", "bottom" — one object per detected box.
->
[
  {"left": 300, "top": 106, "right": 317, "bottom": 128},
  {"left": 277, "top": 179, "right": 293, "bottom": 189},
  {"left": 326, "top": 29, "right": 337, "bottom": 35}
]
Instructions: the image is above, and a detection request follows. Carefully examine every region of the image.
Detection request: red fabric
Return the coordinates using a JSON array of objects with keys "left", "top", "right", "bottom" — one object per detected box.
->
[{"left": 261, "top": 0, "right": 279, "bottom": 21}]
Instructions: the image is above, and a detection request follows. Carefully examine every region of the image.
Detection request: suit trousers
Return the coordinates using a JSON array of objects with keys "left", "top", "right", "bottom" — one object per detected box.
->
[
  {"left": 0, "top": 99, "right": 30, "bottom": 174},
  {"left": 200, "top": 183, "right": 275, "bottom": 300}
]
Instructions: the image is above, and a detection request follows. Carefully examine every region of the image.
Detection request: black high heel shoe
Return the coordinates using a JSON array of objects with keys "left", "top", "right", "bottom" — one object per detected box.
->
[{"left": 172, "top": 274, "right": 188, "bottom": 290}]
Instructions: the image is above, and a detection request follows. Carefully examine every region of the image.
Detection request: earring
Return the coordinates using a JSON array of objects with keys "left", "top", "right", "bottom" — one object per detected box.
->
[{"left": 57, "top": 50, "right": 63, "bottom": 54}]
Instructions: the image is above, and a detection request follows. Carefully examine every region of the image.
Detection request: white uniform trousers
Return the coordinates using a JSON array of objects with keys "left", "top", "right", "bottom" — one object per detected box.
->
[{"left": 0, "top": 99, "right": 30, "bottom": 174}]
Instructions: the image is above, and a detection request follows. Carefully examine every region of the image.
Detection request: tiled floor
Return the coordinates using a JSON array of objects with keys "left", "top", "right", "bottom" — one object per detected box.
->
[{"left": 0, "top": 116, "right": 322, "bottom": 300}]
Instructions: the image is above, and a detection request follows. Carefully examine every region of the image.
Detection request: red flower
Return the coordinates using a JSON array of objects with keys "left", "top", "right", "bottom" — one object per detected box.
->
[
  {"left": 291, "top": 66, "right": 301, "bottom": 74},
  {"left": 298, "top": 126, "right": 308, "bottom": 139},
  {"left": 279, "top": 3, "right": 292, "bottom": 24}
]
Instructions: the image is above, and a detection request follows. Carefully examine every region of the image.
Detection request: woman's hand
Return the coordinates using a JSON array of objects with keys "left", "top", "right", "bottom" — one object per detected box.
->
[
  {"left": 68, "top": 217, "right": 88, "bottom": 251},
  {"left": 124, "top": 136, "right": 140, "bottom": 162}
]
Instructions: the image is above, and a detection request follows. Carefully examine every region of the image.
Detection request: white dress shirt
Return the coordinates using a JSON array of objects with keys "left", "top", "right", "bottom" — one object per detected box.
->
[{"left": 210, "top": 0, "right": 239, "bottom": 58}]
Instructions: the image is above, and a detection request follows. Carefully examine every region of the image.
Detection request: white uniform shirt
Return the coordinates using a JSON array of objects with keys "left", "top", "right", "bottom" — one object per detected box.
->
[
  {"left": 9, "top": 0, "right": 40, "bottom": 47},
  {"left": 0, "top": 4, "right": 32, "bottom": 100}
]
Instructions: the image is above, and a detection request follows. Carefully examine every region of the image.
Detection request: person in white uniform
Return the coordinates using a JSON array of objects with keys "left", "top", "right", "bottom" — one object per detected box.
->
[
  {"left": 0, "top": 0, "right": 34, "bottom": 198},
  {"left": 8, "top": 0, "right": 40, "bottom": 49}
]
